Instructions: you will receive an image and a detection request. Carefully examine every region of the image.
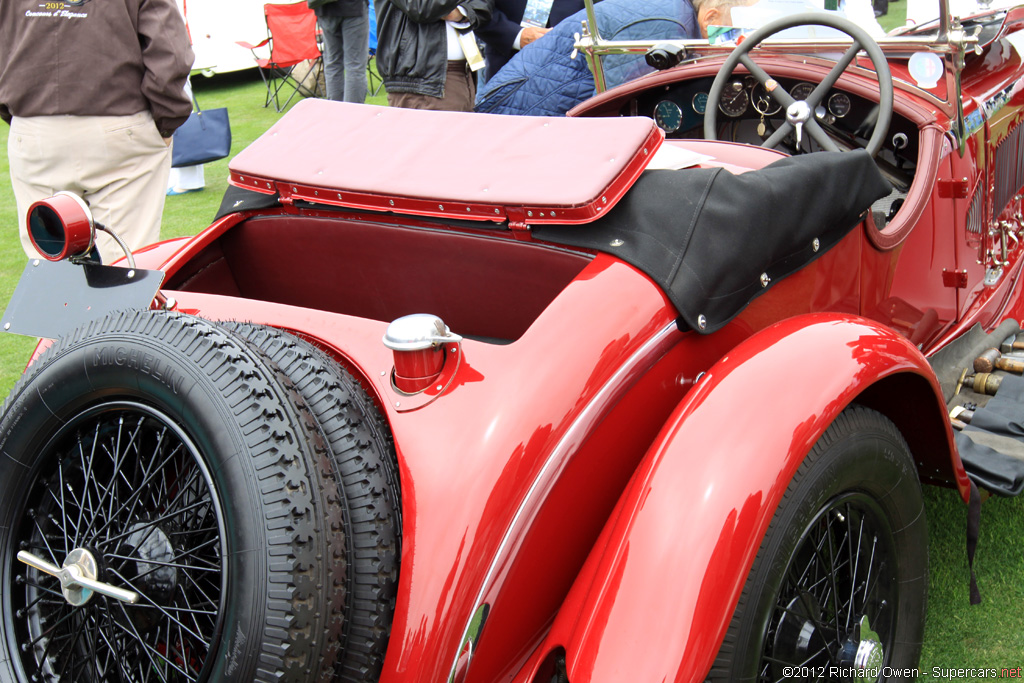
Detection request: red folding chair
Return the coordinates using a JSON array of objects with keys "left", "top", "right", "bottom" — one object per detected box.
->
[{"left": 238, "top": 2, "right": 324, "bottom": 112}]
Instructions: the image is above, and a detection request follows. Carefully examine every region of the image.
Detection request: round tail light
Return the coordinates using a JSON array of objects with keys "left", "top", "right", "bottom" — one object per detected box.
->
[{"left": 27, "top": 192, "right": 95, "bottom": 261}]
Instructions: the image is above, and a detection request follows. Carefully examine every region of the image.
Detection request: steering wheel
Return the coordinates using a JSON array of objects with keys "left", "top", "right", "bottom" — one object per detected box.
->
[{"left": 703, "top": 12, "right": 893, "bottom": 157}]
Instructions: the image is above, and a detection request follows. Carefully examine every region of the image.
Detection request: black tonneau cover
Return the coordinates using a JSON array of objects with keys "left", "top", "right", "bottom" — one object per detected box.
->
[{"left": 536, "top": 150, "right": 891, "bottom": 334}]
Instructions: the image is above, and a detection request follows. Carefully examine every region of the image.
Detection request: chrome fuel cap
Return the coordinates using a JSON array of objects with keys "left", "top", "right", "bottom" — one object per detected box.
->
[{"left": 383, "top": 314, "right": 462, "bottom": 352}]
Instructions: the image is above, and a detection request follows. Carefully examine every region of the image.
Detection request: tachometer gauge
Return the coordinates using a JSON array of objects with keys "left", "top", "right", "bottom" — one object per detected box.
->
[
  {"left": 654, "top": 100, "right": 684, "bottom": 133},
  {"left": 828, "top": 92, "right": 852, "bottom": 118},
  {"left": 692, "top": 92, "right": 708, "bottom": 115},
  {"left": 789, "top": 81, "right": 815, "bottom": 102},
  {"left": 718, "top": 80, "right": 748, "bottom": 117},
  {"left": 750, "top": 82, "right": 782, "bottom": 116}
]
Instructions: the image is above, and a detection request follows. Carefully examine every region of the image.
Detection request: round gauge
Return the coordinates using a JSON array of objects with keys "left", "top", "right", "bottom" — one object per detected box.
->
[
  {"left": 718, "top": 80, "right": 749, "bottom": 117},
  {"left": 654, "top": 100, "right": 684, "bottom": 133},
  {"left": 828, "top": 92, "right": 852, "bottom": 118},
  {"left": 750, "top": 82, "right": 782, "bottom": 116},
  {"left": 692, "top": 92, "right": 708, "bottom": 115},
  {"left": 789, "top": 81, "right": 816, "bottom": 102}
]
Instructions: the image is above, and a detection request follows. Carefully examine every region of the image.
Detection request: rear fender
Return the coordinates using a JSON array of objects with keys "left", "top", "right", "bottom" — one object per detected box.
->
[{"left": 534, "top": 313, "right": 956, "bottom": 683}]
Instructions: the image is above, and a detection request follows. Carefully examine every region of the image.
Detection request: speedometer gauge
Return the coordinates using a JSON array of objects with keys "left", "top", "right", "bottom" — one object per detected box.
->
[
  {"left": 789, "top": 82, "right": 815, "bottom": 102},
  {"left": 654, "top": 100, "right": 683, "bottom": 133},
  {"left": 718, "top": 80, "right": 748, "bottom": 117},
  {"left": 828, "top": 92, "right": 852, "bottom": 118}
]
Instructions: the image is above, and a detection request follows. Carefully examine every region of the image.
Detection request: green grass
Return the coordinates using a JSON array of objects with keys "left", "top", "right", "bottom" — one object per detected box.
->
[
  {"left": 3, "top": 64, "right": 1024, "bottom": 680},
  {"left": 921, "top": 487, "right": 1024, "bottom": 674},
  {"left": 878, "top": 0, "right": 908, "bottom": 33}
]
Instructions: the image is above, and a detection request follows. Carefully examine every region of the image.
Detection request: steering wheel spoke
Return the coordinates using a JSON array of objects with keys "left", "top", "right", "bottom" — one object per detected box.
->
[
  {"left": 808, "top": 42, "right": 863, "bottom": 107},
  {"left": 739, "top": 54, "right": 795, "bottom": 110},
  {"left": 762, "top": 120, "right": 793, "bottom": 149},
  {"left": 804, "top": 118, "right": 843, "bottom": 152}
]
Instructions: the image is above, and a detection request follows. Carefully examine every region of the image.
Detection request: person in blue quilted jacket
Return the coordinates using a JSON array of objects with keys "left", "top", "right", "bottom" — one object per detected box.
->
[
  {"left": 477, "top": 0, "right": 585, "bottom": 82},
  {"left": 475, "top": 0, "right": 735, "bottom": 117}
]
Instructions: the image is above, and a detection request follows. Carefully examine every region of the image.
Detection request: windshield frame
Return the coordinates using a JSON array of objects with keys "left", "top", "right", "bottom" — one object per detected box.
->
[{"left": 573, "top": 0, "right": 1006, "bottom": 149}]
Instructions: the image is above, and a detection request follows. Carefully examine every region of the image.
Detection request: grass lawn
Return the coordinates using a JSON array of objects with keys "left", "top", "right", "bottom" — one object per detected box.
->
[
  {"left": 878, "top": 0, "right": 908, "bottom": 32},
  {"left": 2, "top": 60, "right": 1023, "bottom": 679}
]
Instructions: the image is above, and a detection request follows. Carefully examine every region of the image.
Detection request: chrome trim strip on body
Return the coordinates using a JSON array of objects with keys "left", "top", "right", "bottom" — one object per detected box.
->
[{"left": 447, "top": 319, "right": 683, "bottom": 682}]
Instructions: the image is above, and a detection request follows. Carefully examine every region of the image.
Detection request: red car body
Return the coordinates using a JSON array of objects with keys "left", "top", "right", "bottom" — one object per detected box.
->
[{"left": 2, "top": 1, "right": 1024, "bottom": 682}]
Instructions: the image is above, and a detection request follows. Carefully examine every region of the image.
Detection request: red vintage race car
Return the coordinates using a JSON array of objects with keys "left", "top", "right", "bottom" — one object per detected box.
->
[{"left": 1, "top": 0, "right": 1023, "bottom": 679}]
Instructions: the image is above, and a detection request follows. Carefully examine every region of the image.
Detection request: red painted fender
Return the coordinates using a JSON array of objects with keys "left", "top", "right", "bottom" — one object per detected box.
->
[{"left": 531, "top": 313, "right": 957, "bottom": 683}]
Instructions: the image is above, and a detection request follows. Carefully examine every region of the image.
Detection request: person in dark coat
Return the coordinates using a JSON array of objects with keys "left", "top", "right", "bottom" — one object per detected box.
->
[
  {"left": 476, "top": 0, "right": 584, "bottom": 81},
  {"left": 375, "top": 0, "right": 492, "bottom": 110}
]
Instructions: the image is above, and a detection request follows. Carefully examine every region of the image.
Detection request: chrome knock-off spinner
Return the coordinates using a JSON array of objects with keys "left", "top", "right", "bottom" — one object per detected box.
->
[
  {"left": 852, "top": 614, "right": 885, "bottom": 681},
  {"left": 786, "top": 100, "right": 812, "bottom": 147},
  {"left": 17, "top": 548, "right": 139, "bottom": 606}
]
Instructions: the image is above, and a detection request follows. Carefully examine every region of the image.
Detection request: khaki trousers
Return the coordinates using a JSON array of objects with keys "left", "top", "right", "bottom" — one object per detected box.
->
[{"left": 8, "top": 112, "right": 172, "bottom": 264}]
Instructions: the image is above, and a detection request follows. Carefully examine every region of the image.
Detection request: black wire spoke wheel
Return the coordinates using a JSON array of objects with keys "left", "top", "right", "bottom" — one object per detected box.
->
[
  {"left": 0, "top": 310, "right": 348, "bottom": 683},
  {"left": 13, "top": 402, "right": 224, "bottom": 682},
  {"left": 762, "top": 493, "right": 896, "bottom": 681},
  {"left": 710, "top": 407, "right": 927, "bottom": 683}
]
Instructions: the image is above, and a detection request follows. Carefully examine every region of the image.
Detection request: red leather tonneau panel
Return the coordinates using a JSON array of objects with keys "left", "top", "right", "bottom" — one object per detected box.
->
[{"left": 228, "top": 99, "right": 664, "bottom": 225}]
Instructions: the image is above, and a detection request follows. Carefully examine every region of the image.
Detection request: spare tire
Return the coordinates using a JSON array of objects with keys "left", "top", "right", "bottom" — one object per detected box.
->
[
  {"left": 220, "top": 322, "right": 401, "bottom": 683},
  {"left": 0, "top": 310, "right": 347, "bottom": 683}
]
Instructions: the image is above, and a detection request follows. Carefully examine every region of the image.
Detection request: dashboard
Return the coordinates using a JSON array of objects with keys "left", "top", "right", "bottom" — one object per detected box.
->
[
  {"left": 636, "top": 76, "right": 874, "bottom": 143},
  {"left": 654, "top": 79, "right": 853, "bottom": 130},
  {"left": 620, "top": 74, "right": 919, "bottom": 196}
]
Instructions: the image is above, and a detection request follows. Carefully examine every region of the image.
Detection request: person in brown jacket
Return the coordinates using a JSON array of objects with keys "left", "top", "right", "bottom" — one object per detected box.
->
[{"left": 0, "top": 0, "right": 194, "bottom": 263}]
